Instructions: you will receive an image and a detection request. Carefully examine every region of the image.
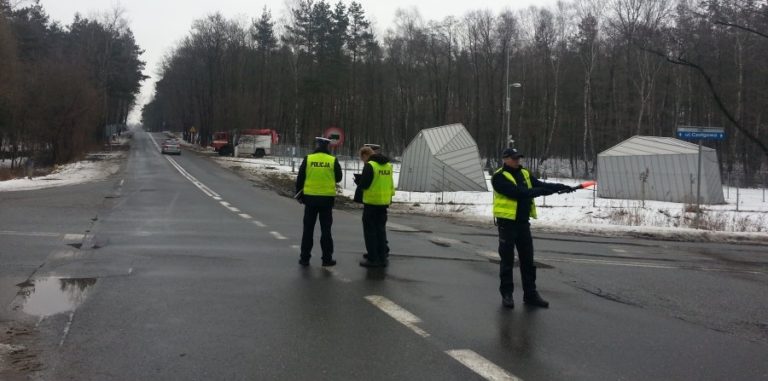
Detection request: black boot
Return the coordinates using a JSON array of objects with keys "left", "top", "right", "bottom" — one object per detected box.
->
[
  {"left": 298, "top": 257, "right": 310, "bottom": 267},
  {"left": 523, "top": 292, "right": 549, "bottom": 308},
  {"left": 322, "top": 258, "right": 337, "bottom": 267},
  {"left": 502, "top": 294, "right": 514, "bottom": 309},
  {"left": 359, "top": 259, "right": 386, "bottom": 268}
]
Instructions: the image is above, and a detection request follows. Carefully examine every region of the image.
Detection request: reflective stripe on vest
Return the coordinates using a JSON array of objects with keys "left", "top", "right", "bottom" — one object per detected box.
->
[
  {"left": 493, "top": 168, "right": 538, "bottom": 220},
  {"left": 304, "top": 153, "right": 337, "bottom": 196},
  {"left": 363, "top": 161, "right": 395, "bottom": 206}
]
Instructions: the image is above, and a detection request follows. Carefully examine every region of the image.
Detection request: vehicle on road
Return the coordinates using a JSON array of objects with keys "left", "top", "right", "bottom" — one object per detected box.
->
[
  {"left": 211, "top": 132, "right": 231, "bottom": 155},
  {"left": 161, "top": 139, "right": 181, "bottom": 155},
  {"left": 234, "top": 129, "right": 278, "bottom": 158}
]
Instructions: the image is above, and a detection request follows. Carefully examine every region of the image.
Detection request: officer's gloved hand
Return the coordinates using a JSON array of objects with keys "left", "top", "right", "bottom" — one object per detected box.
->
[{"left": 559, "top": 184, "right": 577, "bottom": 193}]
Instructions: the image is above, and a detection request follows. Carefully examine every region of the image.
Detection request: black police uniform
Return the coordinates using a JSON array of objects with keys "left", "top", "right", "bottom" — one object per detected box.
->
[
  {"left": 295, "top": 145, "right": 343, "bottom": 265},
  {"left": 492, "top": 161, "right": 572, "bottom": 308}
]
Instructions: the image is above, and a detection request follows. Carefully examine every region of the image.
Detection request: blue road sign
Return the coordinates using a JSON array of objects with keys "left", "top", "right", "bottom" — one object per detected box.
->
[
  {"left": 676, "top": 126, "right": 726, "bottom": 141},
  {"left": 676, "top": 131, "right": 726, "bottom": 140}
]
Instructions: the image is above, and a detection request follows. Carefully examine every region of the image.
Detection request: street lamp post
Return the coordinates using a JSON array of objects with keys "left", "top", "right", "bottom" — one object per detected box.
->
[
  {"left": 504, "top": 42, "right": 521, "bottom": 149},
  {"left": 506, "top": 82, "right": 522, "bottom": 148}
]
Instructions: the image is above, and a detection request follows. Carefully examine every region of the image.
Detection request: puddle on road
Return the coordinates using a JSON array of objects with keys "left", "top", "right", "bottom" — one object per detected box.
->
[{"left": 14, "top": 277, "right": 96, "bottom": 317}]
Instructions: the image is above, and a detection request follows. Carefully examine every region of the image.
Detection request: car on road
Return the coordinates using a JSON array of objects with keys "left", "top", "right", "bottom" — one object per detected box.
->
[{"left": 161, "top": 139, "right": 181, "bottom": 155}]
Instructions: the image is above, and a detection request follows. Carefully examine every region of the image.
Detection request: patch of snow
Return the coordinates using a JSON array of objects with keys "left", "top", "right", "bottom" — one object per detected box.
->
[
  {"left": 210, "top": 153, "right": 768, "bottom": 241},
  {"left": 0, "top": 152, "right": 125, "bottom": 192}
]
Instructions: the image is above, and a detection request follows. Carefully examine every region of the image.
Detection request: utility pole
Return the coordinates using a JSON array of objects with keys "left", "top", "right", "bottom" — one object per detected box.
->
[{"left": 504, "top": 44, "right": 521, "bottom": 150}]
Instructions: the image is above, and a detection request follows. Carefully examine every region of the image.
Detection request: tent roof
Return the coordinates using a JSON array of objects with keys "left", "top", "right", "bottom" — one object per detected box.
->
[
  {"left": 599, "top": 135, "right": 714, "bottom": 157},
  {"left": 419, "top": 124, "right": 475, "bottom": 154}
]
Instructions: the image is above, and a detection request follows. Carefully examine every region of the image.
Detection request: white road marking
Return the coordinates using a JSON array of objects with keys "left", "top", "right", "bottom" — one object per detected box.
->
[
  {"left": 128, "top": 267, "right": 133, "bottom": 275},
  {"left": 290, "top": 245, "right": 300, "bottom": 251},
  {"left": 63, "top": 234, "right": 85, "bottom": 241},
  {"left": 119, "top": 179, "right": 125, "bottom": 186},
  {"left": 270, "top": 231, "right": 287, "bottom": 240},
  {"left": 59, "top": 311, "right": 76, "bottom": 347},
  {"left": 239, "top": 213, "right": 252, "bottom": 219},
  {"left": 253, "top": 221, "right": 267, "bottom": 228},
  {"left": 364, "top": 295, "right": 430, "bottom": 338},
  {"left": 611, "top": 248, "right": 628, "bottom": 253},
  {"left": 0, "top": 230, "right": 60, "bottom": 238},
  {"left": 323, "top": 268, "right": 352, "bottom": 283},
  {"left": 148, "top": 133, "right": 221, "bottom": 199},
  {"left": 213, "top": 196, "right": 222, "bottom": 201},
  {"left": 445, "top": 350, "right": 522, "bottom": 381},
  {"left": 226, "top": 206, "right": 241, "bottom": 213},
  {"left": 220, "top": 201, "right": 231, "bottom": 206}
]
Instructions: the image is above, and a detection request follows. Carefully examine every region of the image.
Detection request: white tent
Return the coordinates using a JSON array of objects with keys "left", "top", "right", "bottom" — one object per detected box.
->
[
  {"left": 597, "top": 136, "right": 725, "bottom": 204},
  {"left": 398, "top": 124, "right": 488, "bottom": 192}
]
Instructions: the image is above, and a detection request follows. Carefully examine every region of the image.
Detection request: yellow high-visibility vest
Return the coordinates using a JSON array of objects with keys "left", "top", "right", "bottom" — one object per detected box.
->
[
  {"left": 493, "top": 168, "right": 537, "bottom": 220},
  {"left": 304, "top": 153, "right": 337, "bottom": 196},
  {"left": 363, "top": 161, "right": 395, "bottom": 205}
]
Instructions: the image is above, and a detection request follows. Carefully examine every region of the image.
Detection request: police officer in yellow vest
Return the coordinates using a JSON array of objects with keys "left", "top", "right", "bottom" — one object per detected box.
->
[
  {"left": 356, "top": 146, "right": 395, "bottom": 268},
  {"left": 296, "top": 137, "right": 343, "bottom": 267},
  {"left": 492, "top": 148, "right": 575, "bottom": 308}
]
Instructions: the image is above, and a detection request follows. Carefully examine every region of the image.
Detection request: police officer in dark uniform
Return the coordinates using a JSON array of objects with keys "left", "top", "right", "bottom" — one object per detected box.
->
[
  {"left": 492, "top": 148, "right": 575, "bottom": 308},
  {"left": 295, "top": 137, "right": 343, "bottom": 267},
  {"left": 356, "top": 146, "right": 395, "bottom": 268}
]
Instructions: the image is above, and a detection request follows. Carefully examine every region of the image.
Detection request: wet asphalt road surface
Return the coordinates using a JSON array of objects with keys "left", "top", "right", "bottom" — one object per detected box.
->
[{"left": 1, "top": 130, "right": 767, "bottom": 380}]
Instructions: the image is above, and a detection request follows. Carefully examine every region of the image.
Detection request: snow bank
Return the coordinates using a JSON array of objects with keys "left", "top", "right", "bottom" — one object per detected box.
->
[
  {"left": 207, "top": 152, "right": 768, "bottom": 241},
  {"left": 0, "top": 151, "right": 124, "bottom": 192}
]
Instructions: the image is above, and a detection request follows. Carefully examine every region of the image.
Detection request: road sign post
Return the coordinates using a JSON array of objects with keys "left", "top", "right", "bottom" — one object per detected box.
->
[{"left": 676, "top": 126, "right": 726, "bottom": 228}]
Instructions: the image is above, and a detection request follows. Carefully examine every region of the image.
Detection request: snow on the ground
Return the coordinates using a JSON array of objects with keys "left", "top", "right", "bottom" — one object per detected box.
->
[
  {"left": 0, "top": 151, "right": 124, "bottom": 192},
  {"left": 0, "top": 157, "right": 27, "bottom": 169},
  {"left": 207, "top": 152, "right": 768, "bottom": 240}
]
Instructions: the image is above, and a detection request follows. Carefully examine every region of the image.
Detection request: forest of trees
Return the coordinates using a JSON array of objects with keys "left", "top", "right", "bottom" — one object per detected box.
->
[
  {"left": 139, "top": 0, "right": 763, "bottom": 185},
  {"left": 0, "top": 0, "right": 145, "bottom": 168}
]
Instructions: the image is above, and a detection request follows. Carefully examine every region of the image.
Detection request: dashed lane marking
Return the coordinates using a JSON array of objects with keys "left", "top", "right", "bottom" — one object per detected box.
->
[
  {"left": 611, "top": 248, "right": 628, "bottom": 253},
  {"left": 226, "top": 206, "right": 241, "bottom": 213},
  {"left": 0, "top": 230, "right": 62, "bottom": 238},
  {"left": 253, "top": 221, "right": 267, "bottom": 228},
  {"left": 220, "top": 201, "right": 231, "bottom": 206},
  {"left": 445, "top": 350, "right": 522, "bottom": 381},
  {"left": 148, "top": 133, "right": 221, "bottom": 199},
  {"left": 270, "top": 231, "right": 287, "bottom": 240},
  {"left": 63, "top": 234, "right": 86, "bottom": 241},
  {"left": 364, "top": 295, "right": 430, "bottom": 338},
  {"left": 239, "top": 214, "right": 252, "bottom": 219}
]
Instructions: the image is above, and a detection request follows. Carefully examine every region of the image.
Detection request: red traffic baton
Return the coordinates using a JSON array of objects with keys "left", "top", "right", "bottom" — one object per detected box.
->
[{"left": 557, "top": 180, "right": 597, "bottom": 194}]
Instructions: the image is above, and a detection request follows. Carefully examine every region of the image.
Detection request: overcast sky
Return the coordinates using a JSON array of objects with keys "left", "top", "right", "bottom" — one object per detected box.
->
[{"left": 39, "top": 0, "right": 554, "bottom": 123}]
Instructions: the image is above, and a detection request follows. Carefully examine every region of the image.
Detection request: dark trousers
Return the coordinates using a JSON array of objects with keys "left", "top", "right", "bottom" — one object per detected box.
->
[
  {"left": 497, "top": 220, "right": 537, "bottom": 296},
  {"left": 362, "top": 205, "right": 389, "bottom": 262},
  {"left": 301, "top": 205, "right": 334, "bottom": 260}
]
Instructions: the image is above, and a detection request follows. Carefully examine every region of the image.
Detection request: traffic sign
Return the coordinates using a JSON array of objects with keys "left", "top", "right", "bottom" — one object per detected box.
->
[
  {"left": 674, "top": 126, "right": 726, "bottom": 228},
  {"left": 324, "top": 127, "right": 345, "bottom": 148},
  {"left": 676, "top": 126, "right": 725, "bottom": 141}
]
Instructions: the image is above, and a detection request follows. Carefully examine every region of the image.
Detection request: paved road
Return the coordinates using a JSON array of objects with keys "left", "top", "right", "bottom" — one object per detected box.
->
[{"left": 1, "top": 129, "right": 767, "bottom": 380}]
